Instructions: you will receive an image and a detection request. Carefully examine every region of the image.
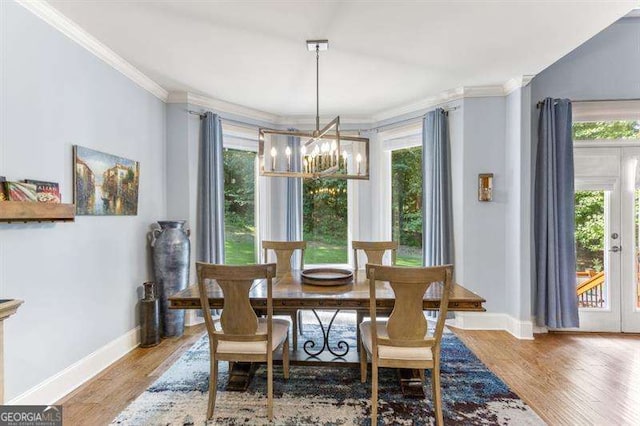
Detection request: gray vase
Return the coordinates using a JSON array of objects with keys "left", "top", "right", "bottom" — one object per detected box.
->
[
  {"left": 150, "top": 220, "right": 190, "bottom": 338},
  {"left": 140, "top": 282, "right": 160, "bottom": 347}
]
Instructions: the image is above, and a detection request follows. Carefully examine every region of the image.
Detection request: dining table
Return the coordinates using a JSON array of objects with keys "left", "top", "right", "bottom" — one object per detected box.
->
[{"left": 169, "top": 268, "right": 486, "bottom": 397}]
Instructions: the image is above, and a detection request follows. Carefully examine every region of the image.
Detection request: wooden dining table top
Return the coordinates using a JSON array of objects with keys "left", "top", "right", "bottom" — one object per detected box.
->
[{"left": 169, "top": 268, "right": 486, "bottom": 312}]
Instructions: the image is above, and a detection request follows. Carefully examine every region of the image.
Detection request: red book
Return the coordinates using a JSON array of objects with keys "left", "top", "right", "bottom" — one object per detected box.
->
[{"left": 24, "top": 180, "right": 61, "bottom": 203}]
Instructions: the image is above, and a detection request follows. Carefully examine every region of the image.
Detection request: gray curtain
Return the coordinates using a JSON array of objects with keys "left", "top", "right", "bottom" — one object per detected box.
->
[
  {"left": 197, "top": 112, "right": 225, "bottom": 264},
  {"left": 286, "top": 132, "right": 303, "bottom": 267},
  {"left": 422, "top": 108, "right": 454, "bottom": 267},
  {"left": 534, "top": 98, "right": 578, "bottom": 328}
]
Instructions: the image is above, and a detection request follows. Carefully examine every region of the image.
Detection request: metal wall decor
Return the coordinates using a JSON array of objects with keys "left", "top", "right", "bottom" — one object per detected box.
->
[
  {"left": 258, "top": 40, "right": 370, "bottom": 180},
  {"left": 478, "top": 173, "right": 493, "bottom": 201}
]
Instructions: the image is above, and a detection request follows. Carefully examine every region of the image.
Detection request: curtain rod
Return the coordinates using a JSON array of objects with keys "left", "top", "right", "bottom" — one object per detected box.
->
[
  {"left": 536, "top": 98, "right": 640, "bottom": 109},
  {"left": 188, "top": 105, "right": 461, "bottom": 133},
  {"left": 188, "top": 110, "right": 263, "bottom": 130},
  {"left": 363, "top": 105, "right": 460, "bottom": 133}
]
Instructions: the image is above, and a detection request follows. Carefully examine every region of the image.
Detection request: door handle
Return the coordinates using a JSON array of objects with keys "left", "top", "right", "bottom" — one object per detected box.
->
[{"left": 610, "top": 246, "right": 622, "bottom": 253}]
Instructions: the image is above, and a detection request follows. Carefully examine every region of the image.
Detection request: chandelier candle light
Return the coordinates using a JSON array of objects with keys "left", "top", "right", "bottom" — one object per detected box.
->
[{"left": 259, "top": 40, "right": 369, "bottom": 180}]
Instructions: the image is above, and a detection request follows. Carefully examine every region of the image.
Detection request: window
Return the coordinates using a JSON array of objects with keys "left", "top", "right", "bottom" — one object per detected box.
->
[
  {"left": 573, "top": 121, "right": 640, "bottom": 140},
  {"left": 223, "top": 148, "right": 257, "bottom": 264},
  {"left": 303, "top": 178, "right": 348, "bottom": 264},
  {"left": 391, "top": 146, "right": 423, "bottom": 266}
]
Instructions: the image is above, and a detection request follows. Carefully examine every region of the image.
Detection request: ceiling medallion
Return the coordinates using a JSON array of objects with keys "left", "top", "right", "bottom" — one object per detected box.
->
[{"left": 259, "top": 40, "right": 370, "bottom": 180}]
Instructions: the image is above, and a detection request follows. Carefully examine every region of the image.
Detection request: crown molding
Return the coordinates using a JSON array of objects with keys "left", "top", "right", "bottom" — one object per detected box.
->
[
  {"left": 16, "top": 0, "right": 169, "bottom": 102},
  {"left": 168, "top": 92, "right": 278, "bottom": 124},
  {"left": 371, "top": 88, "right": 463, "bottom": 123},
  {"left": 463, "top": 85, "right": 506, "bottom": 98},
  {"left": 372, "top": 79, "right": 535, "bottom": 122},
  {"left": 503, "top": 75, "right": 535, "bottom": 95}
]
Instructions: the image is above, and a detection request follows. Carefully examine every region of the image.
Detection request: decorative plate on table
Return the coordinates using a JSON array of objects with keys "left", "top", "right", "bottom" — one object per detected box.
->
[{"left": 301, "top": 268, "right": 354, "bottom": 286}]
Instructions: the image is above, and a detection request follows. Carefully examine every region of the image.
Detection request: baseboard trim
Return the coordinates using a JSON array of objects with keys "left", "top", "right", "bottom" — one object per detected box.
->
[
  {"left": 7, "top": 326, "right": 141, "bottom": 405},
  {"left": 448, "top": 312, "right": 534, "bottom": 340}
]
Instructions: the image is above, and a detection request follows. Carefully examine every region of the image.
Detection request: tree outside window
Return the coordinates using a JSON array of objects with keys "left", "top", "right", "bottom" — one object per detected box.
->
[
  {"left": 223, "top": 148, "right": 256, "bottom": 264},
  {"left": 392, "top": 146, "right": 423, "bottom": 266},
  {"left": 303, "top": 178, "right": 348, "bottom": 264}
]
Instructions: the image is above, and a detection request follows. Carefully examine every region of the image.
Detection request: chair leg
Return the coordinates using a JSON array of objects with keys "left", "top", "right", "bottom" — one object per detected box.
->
[
  {"left": 356, "top": 311, "right": 363, "bottom": 352},
  {"left": 431, "top": 362, "right": 443, "bottom": 426},
  {"left": 297, "top": 310, "right": 304, "bottom": 335},
  {"left": 267, "top": 353, "right": 274, "bottom": 421},
  {"left": 419, "top": 369, "right": 425, "bottom": 384},
  {"left": 371, "top": 358, "right": 378, "bottom": 425},
  {"left": 359, "top": 339, "right": 367, "bottom": 383},
  {"left": 283, "top": 337, "right": 290, "bottom": 380},
  {"left": 291, "top": 312, "right": 298, "bottom": 351},
  {"left": 207, "top": 357, "right": 218, "bottom": 420}
]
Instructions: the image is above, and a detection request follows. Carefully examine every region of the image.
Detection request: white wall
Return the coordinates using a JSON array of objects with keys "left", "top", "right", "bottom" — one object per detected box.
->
[
  {"left": 504, "top": 86, "right": 533, "bottom": 323},
  {"left": 0, "top": 2, "right": 166, "bottom": 401},
  {"left": 459, "top": 97, "right": 507, "bottom": 314}
]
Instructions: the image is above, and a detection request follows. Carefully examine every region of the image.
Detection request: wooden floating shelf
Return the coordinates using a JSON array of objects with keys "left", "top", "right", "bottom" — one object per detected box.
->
[{"left": 0, "top": 201, "right": 75, "bottom": 223}]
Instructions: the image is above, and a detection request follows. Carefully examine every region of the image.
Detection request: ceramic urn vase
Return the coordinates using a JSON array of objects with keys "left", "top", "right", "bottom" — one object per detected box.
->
[{"left": 150, "top": 220, "right": 191, "bottom": 338}]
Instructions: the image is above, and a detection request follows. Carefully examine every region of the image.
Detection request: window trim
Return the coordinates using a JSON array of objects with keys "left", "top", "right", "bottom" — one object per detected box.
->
[{"left": 379, "top": 124, "right": 422, "bottom": 249}]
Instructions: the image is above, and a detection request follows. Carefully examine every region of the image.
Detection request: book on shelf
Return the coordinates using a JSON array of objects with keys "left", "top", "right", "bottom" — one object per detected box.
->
[
  {"left": 24, "top": 179, "right": 61, "bottom": 203},
  {"left": 4, "top": 182, "right": 38, "bottom": 202}
]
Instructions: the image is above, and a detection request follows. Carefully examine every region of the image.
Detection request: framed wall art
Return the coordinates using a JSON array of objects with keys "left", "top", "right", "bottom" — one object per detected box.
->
[{"left": 73, "top": 146, "right": 140, "bottom": 216}]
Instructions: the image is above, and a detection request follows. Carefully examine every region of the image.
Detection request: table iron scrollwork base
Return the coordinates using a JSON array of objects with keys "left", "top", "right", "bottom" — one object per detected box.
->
[{"left": 302, "top": 309, "right": 350, "bottom": 357}]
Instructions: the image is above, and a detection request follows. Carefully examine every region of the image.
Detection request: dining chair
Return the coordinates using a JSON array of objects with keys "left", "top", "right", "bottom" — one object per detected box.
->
[
  {"left": 352, "top": 240, "right": 399, "bottom": 346},
  {"left": 359, "top": 263, "right": 453, "bottom": 425},
  {"left": 262, "top": 240, "right": 306, "bottom": 350},
  {"left": 196, "top": 262, "right": 290, "bottom": 421}
]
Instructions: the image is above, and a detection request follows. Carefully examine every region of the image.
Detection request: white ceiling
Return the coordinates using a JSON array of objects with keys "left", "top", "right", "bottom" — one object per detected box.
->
[{"left": 46, "top": 1, "right": 636, "bottom": 117}]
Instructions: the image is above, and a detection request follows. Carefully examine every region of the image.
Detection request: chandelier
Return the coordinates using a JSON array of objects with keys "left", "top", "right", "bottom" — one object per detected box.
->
[{"left": 259, "top": 40, "right": 370, "bottom": 180}]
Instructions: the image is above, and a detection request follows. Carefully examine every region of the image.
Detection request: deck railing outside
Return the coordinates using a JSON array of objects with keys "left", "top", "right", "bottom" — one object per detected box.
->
[{"left": 576, "top": 271, "right": 605, "bottom": 308}]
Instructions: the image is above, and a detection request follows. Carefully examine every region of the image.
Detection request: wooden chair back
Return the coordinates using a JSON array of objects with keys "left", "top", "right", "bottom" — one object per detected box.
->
[
  {"left": 262, "top": 241, "right": 306, "bottom": 275},
  {"left": 196, "top": 262, "right": 276, "bottom": 345},
  {"left": 353, "top": 241, "right": 398, "bottom": 270},
  {"left": 365, "top": 264, "right": 453, "bottom": 351}
]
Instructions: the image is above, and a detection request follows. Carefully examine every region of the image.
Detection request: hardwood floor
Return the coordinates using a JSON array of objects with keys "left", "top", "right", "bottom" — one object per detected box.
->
[
  {"left": 57, "top": 325, "right": 640, "bottom": 425},
  {"left": 452, "top": 328, "right": 640, "bottom": 425},
  {"left": 56, "top": 324, "right": 206, "bottom": 426}
]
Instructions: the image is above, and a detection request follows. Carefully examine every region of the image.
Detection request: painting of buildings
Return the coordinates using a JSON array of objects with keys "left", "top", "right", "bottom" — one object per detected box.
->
[{"left": 73, "top": 146, "right": 140, "bottom": 215}]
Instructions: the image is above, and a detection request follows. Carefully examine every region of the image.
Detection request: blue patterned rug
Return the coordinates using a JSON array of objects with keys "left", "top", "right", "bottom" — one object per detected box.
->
[{"left": 112, "top": 316, "right": 543, "bottom": 425}]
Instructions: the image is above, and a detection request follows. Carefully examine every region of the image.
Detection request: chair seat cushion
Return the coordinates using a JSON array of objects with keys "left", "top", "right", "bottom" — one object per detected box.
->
[
  {"left": 359, "top": 320, "right": 433, "bottom": 361},
  {"left": 216, "top": 318, "right": 290, "bottom": 354}
]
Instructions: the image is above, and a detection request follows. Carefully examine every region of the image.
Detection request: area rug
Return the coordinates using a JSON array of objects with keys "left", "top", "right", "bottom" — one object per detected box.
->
[{"left": 112, "top": 316, "right": 543, "bottom": 425}]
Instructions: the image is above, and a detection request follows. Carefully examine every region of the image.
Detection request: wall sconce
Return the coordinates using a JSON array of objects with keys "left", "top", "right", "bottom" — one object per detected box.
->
[{"left": 478, "top": 173, "right": 493, "bottom": 202}]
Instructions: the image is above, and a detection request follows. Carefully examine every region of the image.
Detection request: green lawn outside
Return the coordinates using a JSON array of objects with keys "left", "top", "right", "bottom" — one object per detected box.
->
[
  {"left": 225, "top": 225, "right": 256, "bottom": 264},
  {"left": 396, "top": 256, "right": 422, "bottom": 267},
  {"left": 223, "top": 231, "right": 423, "bottom": 267},
  {"left": 305, "top": 240, "right": 348, "bottom": 264}
]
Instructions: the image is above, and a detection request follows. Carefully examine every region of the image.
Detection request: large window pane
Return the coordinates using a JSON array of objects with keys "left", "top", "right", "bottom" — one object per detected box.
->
[
  {"left": 303, "top": 178, "right": 348, "bottom": 264},
  {"left": 391, "top": 146, "right": 423, "bottom": 266},
  {"left": 635, "top": 190, "right": 640, "bottom": 309},
  {"left": 224, "top": 148, "right": 256, "bottom": 265},
  {"left": 573, "top": 121, "right": 640, "bottom": 140}
]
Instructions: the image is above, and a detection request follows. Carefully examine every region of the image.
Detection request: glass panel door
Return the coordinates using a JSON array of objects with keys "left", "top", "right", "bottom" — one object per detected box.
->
[
  {"left": 620, "top": 148, "right": 640, "bottom": 332},
  {"left": 574, "top": 147, "right": 622, "bottom": 332}
]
